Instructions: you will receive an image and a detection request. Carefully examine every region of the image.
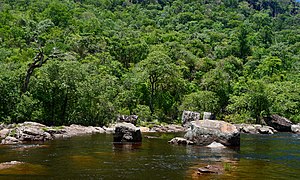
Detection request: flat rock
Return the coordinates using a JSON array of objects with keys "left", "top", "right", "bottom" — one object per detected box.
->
[
  {"left": 236, "top": 124, "right": 276, "bottom": 134},
  {"left": 198, "top": 164, "right": 224, "bottom": 175},
  {"left": 139, "top": 127, "right": 150, "bottom": 133},
  {"left": 168, "top": 137, "right": 194, "bottom": 145}
]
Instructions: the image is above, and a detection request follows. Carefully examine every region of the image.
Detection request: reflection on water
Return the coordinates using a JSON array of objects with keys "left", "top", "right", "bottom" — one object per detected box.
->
[{"left": 0, "top": 133, "right": 299, "bottom": 179}]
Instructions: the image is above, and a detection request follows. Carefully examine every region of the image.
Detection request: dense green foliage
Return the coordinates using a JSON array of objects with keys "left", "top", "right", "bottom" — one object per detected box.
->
[{"left": 0, "top": 0, "right": 299, "bottom": 126}]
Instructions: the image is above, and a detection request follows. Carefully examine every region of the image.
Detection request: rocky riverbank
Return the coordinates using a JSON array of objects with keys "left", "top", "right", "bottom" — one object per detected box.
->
[
  {"left": 0, "top": 116, "right": 298, "bottom": 145},
  {"left": 0, "top": 121, "right": 187, "bottom": 145}
]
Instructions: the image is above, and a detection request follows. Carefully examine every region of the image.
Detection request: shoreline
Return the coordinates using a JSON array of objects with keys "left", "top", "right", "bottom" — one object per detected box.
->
[{"left": 0, "top": 121, "right": 298, "bottom": 145}]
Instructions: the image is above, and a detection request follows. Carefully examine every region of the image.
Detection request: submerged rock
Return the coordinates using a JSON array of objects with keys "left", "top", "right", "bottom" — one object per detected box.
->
[
  {"left": 168, "top": 137, "right": 194, "bottom": 145},
  {"left": 184, "top": 120, "right": 240, "bottom": 146},
  {"left": 113, "top": 122, "right": 142, "bottom": 142},
  {"left": 265, "top": 115, "right": 293, "bottom": 132},
  {"left": 197, "top": 164, "right": 224, "bottom": 175}
]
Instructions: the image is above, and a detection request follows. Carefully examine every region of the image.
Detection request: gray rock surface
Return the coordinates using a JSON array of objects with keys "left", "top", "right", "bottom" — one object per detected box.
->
[
  {"left": 168, "top": 137, "right": 194, "bottom": 145},
  {"left": 206, "top": 141, "right": 226, "bottom": 148},
  {"left": 113, "top": 122, "right": 142, "bottom": 142},
  {"left": 117, "top": 115, "right": 139, "bottom": 125},
  {"left": 0, "top": 122, "right": 105, "bottom": 144},
  {"left": 182, "top": 111, "right": 200, "bottom": 127},
  {"left": 1, "top": 136, "right": 21, "bottom": 144},
  {"left": 264, "top": 115, "right": 293, "bottom": 132},
  {"left": 203, "top": 112, "right": 215, "bottom": 120},
  {"left": 235, "top": 124, "right": 276, "bottom": 134},
  {"left": 0, "top": 129, "right": 10, "bottom": 138},
  {"left": 184, "top": 120, "right": 240, "bottom": 146},
  {"left": 150, "top": 124, "right": 186, "bottom": 133},
  {"left": 291, "top": 124, "right": 300, "bottom": 134}
]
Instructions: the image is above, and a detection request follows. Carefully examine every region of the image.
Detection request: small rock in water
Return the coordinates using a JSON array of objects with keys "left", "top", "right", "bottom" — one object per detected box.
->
[
  {"left": 197, "top": 164, "right": 224, "bottom": 175},
  {"left": 206, "top": 141, "right": 226, "bottom": 148},
  {"left": 113, "top": 122, "right": 142, "bottom": 142},
  {"left": 168, "top": 137, "right": 194, "bottom": 145}
]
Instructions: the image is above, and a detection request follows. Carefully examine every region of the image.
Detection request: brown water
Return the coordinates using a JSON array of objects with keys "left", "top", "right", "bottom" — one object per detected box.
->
[{"left": 0, "top": 133, "right": 299, "bottom": 179}]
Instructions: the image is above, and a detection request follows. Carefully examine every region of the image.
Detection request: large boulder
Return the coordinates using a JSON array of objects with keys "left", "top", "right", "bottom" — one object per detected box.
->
[
  {"left": 113, "top": 123, "right": 142, "bottom": 142},
  {"left": 184, "top": 120, "right": 240, "bottom": 146},
  {"left": 264, "top": 115, "right": 293, "bottom": 132},
  {"left": 182, "top": 111, "right": 200, "bottom": 127}
]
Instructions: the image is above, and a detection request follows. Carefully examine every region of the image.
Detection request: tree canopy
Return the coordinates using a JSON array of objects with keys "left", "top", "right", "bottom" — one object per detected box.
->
[{"left": 0, "top": 0, "right": 299, "bottom": 125}]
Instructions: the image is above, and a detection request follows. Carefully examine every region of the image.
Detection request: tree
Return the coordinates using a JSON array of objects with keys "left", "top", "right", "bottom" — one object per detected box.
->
[
  {"left": 228, "top": 79, "right": 271, "bottom": 124},
  {"left": 137, "top": 50, "right": 182, "bottom": 117},
  {"left": 179, "top": 91, "right": 220, "bottom": 115}
]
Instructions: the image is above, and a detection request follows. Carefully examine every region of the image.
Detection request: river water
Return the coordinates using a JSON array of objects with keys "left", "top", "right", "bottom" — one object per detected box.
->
[{"left": 0, "top": 133, "right": 299, "bottom": 179}]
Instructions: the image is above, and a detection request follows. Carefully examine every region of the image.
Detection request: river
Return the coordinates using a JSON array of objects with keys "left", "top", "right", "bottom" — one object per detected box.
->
[{"left": 0, "top": 133, "right": 299, "bottom": 179}]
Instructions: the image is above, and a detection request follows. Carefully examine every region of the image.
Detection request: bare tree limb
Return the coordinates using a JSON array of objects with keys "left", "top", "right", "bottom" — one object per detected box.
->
[{"left": 21, "top": 48, "right": 58, "bottom": 94}]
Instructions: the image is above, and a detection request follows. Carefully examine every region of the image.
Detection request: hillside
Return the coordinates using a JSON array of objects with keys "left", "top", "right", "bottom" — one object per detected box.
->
[{"left": 0, "top": 0, "right": 299, "bottom": 125}]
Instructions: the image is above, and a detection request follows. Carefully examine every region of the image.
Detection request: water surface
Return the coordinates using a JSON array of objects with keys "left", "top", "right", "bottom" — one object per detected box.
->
[{"left": 0, "top": 133, "right": 299, "bottom": 179}]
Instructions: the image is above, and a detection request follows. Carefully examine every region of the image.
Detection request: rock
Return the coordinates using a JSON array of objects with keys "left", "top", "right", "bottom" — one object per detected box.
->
[
  {"left": 139, "top": 127, "right": 150, "bottom": 133},
  {"left": 236, "top": 124, "right": 276, "bottom": 134},
  {"left": 21, "top": 126, "right": 44, "bottom": 136},
  {"left": 117, "top": 115, "right": 138, "bottom": 125},
  {"left": 291, "top": 124, "right": 300, "bottom": 134},
  {"left": 206, "top": 141, "right": 226, "bottom": 148},
  {"left": 0, "top": 161, "right": 24, "bottom": 170},
  {"left": 144, "top": 135, "right": 160, "bottom": 139},
  {"left": 63, "top": 124, "right": 104, "bottom": 137},
  {"left": 1, "top": 136, "right": 21, "bottom": 144},
  {"left": 258, "top": 127, "right": 274, "bottom": 134},
  {"left": 103, "top": 126, "right": 115, "bottom": 134},
  {"left": 149, "top": 124, "right": 186, "bottom": 133},
  {"left": 168, "top": 137, "right": 194, "bottom": 145},
  {"left": 0, "top": 123, "right": 6, "bottom": 130},
  {"left": 182, "top": 111, "right": 200, "bottom": 127},
  {"left": 21, "top": 121, "right": 46, "bottom": 128},
  {"left": 113, "top": 122, "right": 142, "bottom": 142},
  {"left": 203, "top": 112, "right": 215, "bottom": 120},
  {"left": 197, "top": 164, "right": 224, "bottom": 175},
  {"left": 1, "top": 122, "right": 106, "bottom": 144},
  {"left": 0, "top": 128, "right": 10, "bottom": 138},
  {"left": 184, "top": 120, "right": 240, "bottom": 146},
  {"left": 264, "top": 115, "right": 293, "bottom": 132}
]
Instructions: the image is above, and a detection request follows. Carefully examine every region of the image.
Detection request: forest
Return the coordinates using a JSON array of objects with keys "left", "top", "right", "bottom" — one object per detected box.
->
[{"left": 0, "top": 0, "right": 299, "bottom": 126}]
